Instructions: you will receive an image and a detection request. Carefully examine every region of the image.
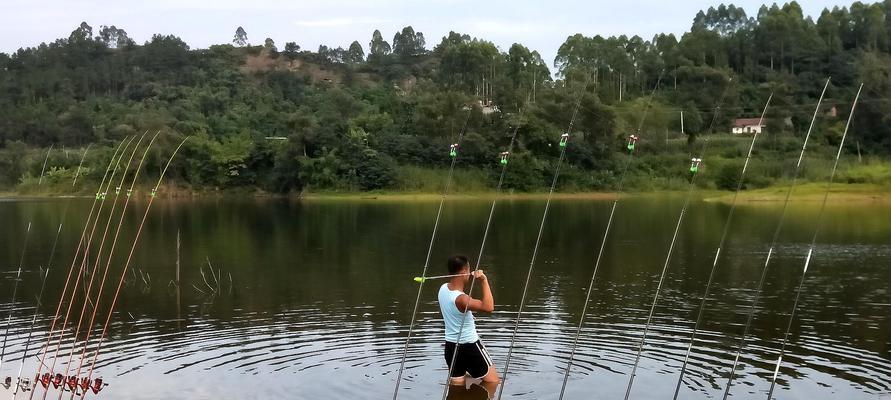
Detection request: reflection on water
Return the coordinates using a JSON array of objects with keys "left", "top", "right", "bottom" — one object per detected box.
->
[{"left": 0, "top": 196, "right": 889, "bottom": 399}]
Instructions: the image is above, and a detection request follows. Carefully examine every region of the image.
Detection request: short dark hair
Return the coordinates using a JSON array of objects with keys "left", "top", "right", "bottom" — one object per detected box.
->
[{"left": 447, "top": 255, "right": 469, "bottom": 274}]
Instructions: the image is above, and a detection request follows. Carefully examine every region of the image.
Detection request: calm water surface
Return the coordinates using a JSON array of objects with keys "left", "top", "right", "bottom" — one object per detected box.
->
[{"left": 0, "top": 195, "right": 889, "bottom": 400}]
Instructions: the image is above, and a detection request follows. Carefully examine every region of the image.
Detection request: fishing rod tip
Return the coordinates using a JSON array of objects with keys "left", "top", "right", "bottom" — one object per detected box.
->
[{"left": 413, "top": 277, "right": 425, "bottom": 283}]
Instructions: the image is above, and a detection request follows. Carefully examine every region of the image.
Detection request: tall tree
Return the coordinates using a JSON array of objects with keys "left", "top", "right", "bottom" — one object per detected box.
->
[
  {"left": 233, "top": 26, "right": 248, "bottom": 46},
  {"left": 392, "top": 26, "right": 426, "bottom": 58},
  {"left": 368, "top": 29, "right": 391, "bottom": 63},
  {"left": 347, "top": 41, "right": 365, "bottom": 63}
]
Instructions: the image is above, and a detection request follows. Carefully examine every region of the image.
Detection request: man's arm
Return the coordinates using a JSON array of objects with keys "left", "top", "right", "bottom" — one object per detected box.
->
[{"left": 455, "top": 270, "right": 495, "bottom": 313}]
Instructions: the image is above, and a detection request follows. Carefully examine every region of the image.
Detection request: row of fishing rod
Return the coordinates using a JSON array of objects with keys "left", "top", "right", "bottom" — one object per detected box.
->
[
  {"left": 393, "top": 75, "right": 865, "bottom": 400},
  {"left": 0, "top": 132, "right": 188, "bottom": 399}
]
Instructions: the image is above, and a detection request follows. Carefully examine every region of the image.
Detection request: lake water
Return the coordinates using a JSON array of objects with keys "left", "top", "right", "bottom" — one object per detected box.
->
[{"left": 0, "top": 195, "right": 889, "bottom": 400}]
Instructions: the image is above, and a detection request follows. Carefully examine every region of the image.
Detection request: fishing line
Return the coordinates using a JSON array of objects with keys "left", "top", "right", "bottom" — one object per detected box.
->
[
  {"left": 440, "top": 116, "right": 523, "bottom": 400},
  {"left": 669, "top": 93, "right": 773, "bottom": 399},
  {"left": 765, "top": 83, "right": 863, "bottom": 400},
  {"left": 29, "top": 137, "right": 129, "bottom": 397},
  {"left": 623, "top": 76, "right": 734, "bottom": 400},
  {"left": 557, "top": 72, "right": 664, "bottom": 400},
  {"left": 495, "top": 74, "right": 590, "bottom": 400},
  {"left": 34, "top": 135, "right": 139, "bottom": 400},
  {"left": 70, "top": 132, "right": 161, "bottom": 383},
  {"left": 78, "top": 137, "right": 190, "bottom": 396},
  {"left": 391, "top": 109, "right": 472, "bottom": 400},
  {"left": 720, "top": 78, "right": 831, "bottom": 400},
  {"left": 0, "top": 222, "right": 32, "bottom": 370},
  {"left": 50, "top": 132, "right": 151, "bottom": 394}
]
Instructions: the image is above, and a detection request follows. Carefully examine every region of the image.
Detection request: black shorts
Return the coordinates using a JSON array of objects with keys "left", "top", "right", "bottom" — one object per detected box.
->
[{"left": 444, "top": 340, "right": 493, "bottom": 379}]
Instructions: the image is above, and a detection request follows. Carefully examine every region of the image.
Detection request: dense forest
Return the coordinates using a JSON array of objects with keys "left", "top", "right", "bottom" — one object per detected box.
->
[{"left": 1, "top": 1, "right": 890, "bottom": 194}]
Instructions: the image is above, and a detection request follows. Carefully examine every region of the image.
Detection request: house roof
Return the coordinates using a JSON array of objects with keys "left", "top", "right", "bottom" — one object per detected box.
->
[{"left": 732, "top": 118, "right": 765, "bottom": 127}]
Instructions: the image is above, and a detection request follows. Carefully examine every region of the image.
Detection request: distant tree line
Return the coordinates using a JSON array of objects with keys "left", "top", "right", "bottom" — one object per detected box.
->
[{"left": 0, "top": 1, "right": 889, "bottom": 193}]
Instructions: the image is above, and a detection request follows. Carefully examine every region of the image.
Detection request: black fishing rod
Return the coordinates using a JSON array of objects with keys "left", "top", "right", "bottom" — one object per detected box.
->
[
  {"left": 623, "top": 77, "right": 734, "bottom": 400},
  {"left": 720, "top": 78, "right": 831, "bottom": 400},
  {"left": 495, "top": 75, "right": 591, "bottom": 400},
  {"left": 392, "top": 109, "right": 473, "bottom": 400},
  {"left": 440, "top": 115, "right": 523, "bottom": 400},
  {"left": 557, "top": 73, "right": 663, "bottom": 400},
  {"left": 764, "top": 83, "right": 863, "bottom": 400},
  {"left": 0, "top": 222, "right": 32, "bottom": 370},
  {"left": 670, "top": 93, "right": 773, "bottom": 399}
]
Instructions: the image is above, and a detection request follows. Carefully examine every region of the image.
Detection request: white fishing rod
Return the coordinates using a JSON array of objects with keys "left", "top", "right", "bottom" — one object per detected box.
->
[
  {"left": 765, "top": 83, "right": 863, "bottom": 400},
  {"left": 441, "top": 118, "right": 522, "bottom": 400},
  {"left": 0, "top": 222, "right": 32, "bottom": 371},
  {"left": 557, "top": 72, "right": 663, "bottom": 400},
  {"left": 720, "top": 78, "right": 831, "bottom": 399},
  {"left": 495, "top": 74, "right": 590, "bottom": 400},
  {"left": 391, "top": 109, "right": 472, "bottom": 400},
  {"left": 670, "top": 93, "right": 773, "bottom": 399},
  {"left": 623, "top": 77, "right": 734, "bottom": 400}
]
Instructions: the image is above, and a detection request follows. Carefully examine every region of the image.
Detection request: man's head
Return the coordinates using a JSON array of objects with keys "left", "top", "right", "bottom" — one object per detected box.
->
[{"left": 447, "top": 254, "right": 470, "bottom": 282}]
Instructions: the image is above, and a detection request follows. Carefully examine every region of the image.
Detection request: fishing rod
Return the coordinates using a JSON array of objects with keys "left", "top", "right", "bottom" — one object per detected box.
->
[
  {"left": 32, "top": 136, "right": 138, "bottom": 400},
  {"left": 765, "top": 84, "right": 862, "bottom": 400},
  {"left": 441, "top": 117, "right": 523, "bottom": 400},
  {"left": 72, "top": 145, "right": 92, "bottom": 188},
  {"left": 391, "top": 107, "right": 473, "bottom": 400},
  {"left": 623, "top": 77, "right": 734, "bottom": 400},
  {"left": 556, "top": 72, "right": 664, "bottom": 400},
  {"left": 38, "top": 145, "right": 54, "bottom": 186},
  {"left": 0, "top": 223, "right": 32, "bottom": 370},
  {"left": 47, "top": 132, "right": 150, "bottom": 398},
  {"left": 669, "top": 93, "right": 773, "bottom": 400},
  {"left": 50, "top": 132, "right": 156, "bottom": 399},
  {"left": 495, "top": 75, "right": 591, "bottom": 400},
  {"left": 68, "top": 132, "right": 162, "bottom": 389},
  {"left": 28, "top": 138, "right": 129, "bottom": 398},
  {"left": 720, "top": 78, "right": 831, "bottom": 400},
  {"left": 76, "top": 137, "right": 190, "bottom": 399},
  {"left": 413, "top": 273, "right": 471, "bottom": 283}
]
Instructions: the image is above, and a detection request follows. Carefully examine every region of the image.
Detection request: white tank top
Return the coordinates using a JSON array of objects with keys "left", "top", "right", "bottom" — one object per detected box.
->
[{"left": 438, "top": 283, "right": 480, "bottom": 344}]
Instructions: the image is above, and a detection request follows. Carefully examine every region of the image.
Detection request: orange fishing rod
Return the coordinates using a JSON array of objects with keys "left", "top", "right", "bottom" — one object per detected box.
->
[{"left": 77, "top": 137, "right": 190, "bottom": 398}]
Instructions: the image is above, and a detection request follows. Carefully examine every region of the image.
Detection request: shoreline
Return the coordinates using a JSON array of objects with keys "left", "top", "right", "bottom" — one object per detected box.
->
[{"left": 3, "top": 183, "right": 890, "bottom": 203}]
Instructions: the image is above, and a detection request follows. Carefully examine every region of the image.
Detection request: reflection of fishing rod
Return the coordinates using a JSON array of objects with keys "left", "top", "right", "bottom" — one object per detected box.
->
[
  {"left": 77, "top": 137, "right": 191, "bottom": 399},
  {"left": 496, "top": 74, "right": 590, "bottom": 400},
  {"left": 765, "top": 84, "right": 862, "bottom": 400},
  {"left": 720, "top": 78, "right": 831, "bottom": 400},
  {"left": 413, "top": 273, "right": 470, "bottom": 283},
  {"left": 623, "top": 77, "right": 734, "bottom": 400},
  {"left": 670, "top": 92, "right": 773, "bottom": 400},
  {"left": 442, "top": 116, "right": 523, "bottom": 400},
  {"left": 392, "top": 109, "right": 472, "bottom": 400},
  {"left": 557, "top": 72, "right": 663, "bottom": 400},
  {"left": 0, "top": 223, "right": 32, "bottom": 370}
]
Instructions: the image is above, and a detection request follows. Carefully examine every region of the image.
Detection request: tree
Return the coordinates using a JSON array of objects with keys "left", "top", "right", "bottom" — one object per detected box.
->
[
  {"left": 233, "top": 26, "right": 248, "bottom": 46},
  {"left": 368, "top": 29, "right": 391, "bottom": 63},
  {"left": 347, "top": 41, "right": 365, "bottom": 64},
  {"left": 264, "top": 37, "right": 278, "bottom": 57},
  {"left": 69, "top": 22, "right": 93, "bottom": 43},
  {"left": 283, "top": 41, "right": 300, "bottom": 60},
  {"left": 392, "top": 26, "right": 426, "bottom": 58},
  {"left": 98, "top": 25, "right": 132, "bottom": 49}
]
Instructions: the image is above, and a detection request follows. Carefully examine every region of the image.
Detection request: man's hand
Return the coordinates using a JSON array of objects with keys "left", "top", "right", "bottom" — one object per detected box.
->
[{"left": 473, "top": 269, "right": 487, "bottom": 281}]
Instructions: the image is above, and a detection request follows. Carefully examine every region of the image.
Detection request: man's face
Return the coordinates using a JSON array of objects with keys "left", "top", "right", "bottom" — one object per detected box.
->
[{"left": 461, "top": 265, "right": 471, "bottom": 283}]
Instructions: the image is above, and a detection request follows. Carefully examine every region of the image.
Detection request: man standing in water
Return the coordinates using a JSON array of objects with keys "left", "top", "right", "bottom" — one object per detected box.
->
[{"left": 439, "top": 255, "right": 499, "bottom": 388}]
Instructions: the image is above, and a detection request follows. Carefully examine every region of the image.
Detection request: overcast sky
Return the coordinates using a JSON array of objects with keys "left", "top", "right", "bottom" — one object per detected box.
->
[{"left": 3, "top": 0, "right": 845, "bottom": 70}]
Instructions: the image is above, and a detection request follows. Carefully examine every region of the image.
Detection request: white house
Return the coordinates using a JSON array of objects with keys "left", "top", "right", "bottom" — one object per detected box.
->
[{"left": 731, "top": 118, "right": 766, "bottom": 134}]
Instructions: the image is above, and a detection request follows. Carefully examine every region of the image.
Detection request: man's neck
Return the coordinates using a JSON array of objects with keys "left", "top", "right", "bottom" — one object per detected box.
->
[{"left": 448, "top": 278, "right": 465, "bottom": 292}]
